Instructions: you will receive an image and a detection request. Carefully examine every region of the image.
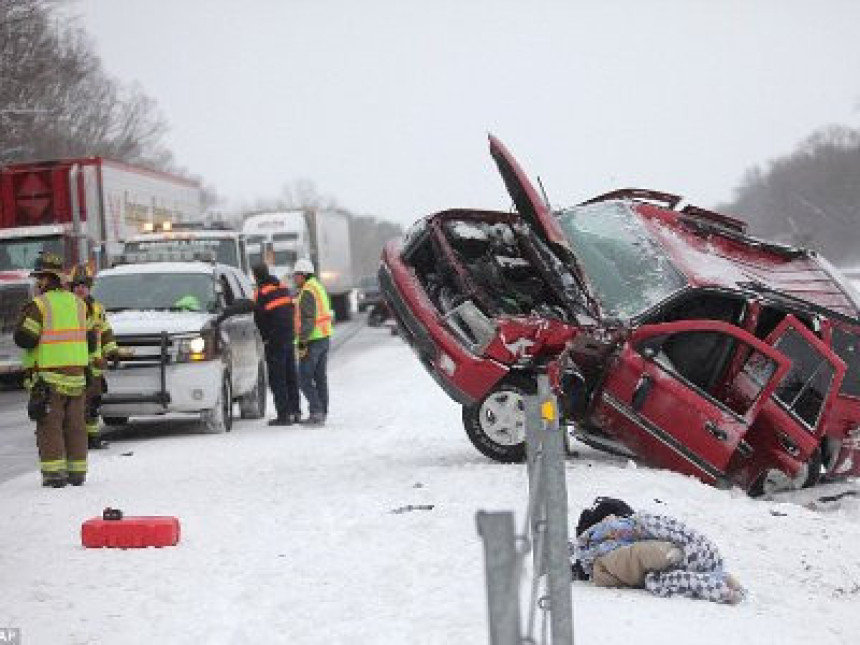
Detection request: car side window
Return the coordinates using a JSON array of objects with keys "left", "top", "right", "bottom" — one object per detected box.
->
[
  {"left": 223, "top": 267, "right": 251, "bottom": 300},
  {"left": 771, "top": 328, "right": 836, "bottom": 430},
  {"left": 831, "top": 326, "right": 860, "bottom": 398},
  {"left": 637, "top": 330, "right": 775, "bottom": 417},
  {"left": 219, "top": 274, "right": 236, "bottom": 307}
]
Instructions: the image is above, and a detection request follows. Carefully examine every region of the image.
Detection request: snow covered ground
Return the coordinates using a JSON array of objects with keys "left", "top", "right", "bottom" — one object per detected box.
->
[{"left": 1, "top": 325, "right": 859, "bottom": 644}]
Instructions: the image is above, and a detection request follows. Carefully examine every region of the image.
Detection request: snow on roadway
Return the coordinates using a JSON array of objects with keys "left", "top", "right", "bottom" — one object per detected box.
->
[{"left": 1, "top": 325, "right": 859, "bottom": 644}]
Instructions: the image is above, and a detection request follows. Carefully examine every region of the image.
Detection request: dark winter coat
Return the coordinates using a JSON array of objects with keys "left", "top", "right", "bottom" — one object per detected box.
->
[{"left": 253, "top": 276, "right": 295, "bottom": 346}]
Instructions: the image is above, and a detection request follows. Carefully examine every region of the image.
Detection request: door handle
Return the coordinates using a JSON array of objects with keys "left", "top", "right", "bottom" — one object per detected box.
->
[
  {"left": 704, "top": 420, "right": 728, "bottom": 441},
  {"left": 631, "top": 374, "right": 654, "bottom": 412}
]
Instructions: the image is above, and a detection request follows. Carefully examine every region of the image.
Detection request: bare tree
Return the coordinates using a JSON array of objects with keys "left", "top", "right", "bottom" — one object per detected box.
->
[
  {"left": 1, "top": 0, "right": 175, "bottom": 169},
  {"left": 720, "top": 125, "right": 860, "bottom": 266}
]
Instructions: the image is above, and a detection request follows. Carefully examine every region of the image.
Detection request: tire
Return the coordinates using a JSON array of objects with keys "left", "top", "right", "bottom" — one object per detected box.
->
[
  {"left": 102, "top": 416, "right": 128, "bottom": 426},
  {"left": 368, "top": 307, "right": 385, "bottom": 327},
  {"left": 239, "top": 360, "right": 267, "bottom": 419},
  {"left": 331, "top": 293, "right": 351, "bottom": 322},
  {"left": 801, "top": 448, "right": 823, "bottom": 489},
  {"left": 462, "top": 377, "right": 534, "bottom": 463},
  {"left": 748, "top": 449, "right": 822, "bottom": 497},
  {"left": 201, "top": 371, "right": 233, "bottom": 434}
]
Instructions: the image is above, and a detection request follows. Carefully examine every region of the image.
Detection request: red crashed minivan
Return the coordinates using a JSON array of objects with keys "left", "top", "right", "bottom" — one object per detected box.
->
[{"left": 380, "top": 135, "right": 860, "bottom": 495}]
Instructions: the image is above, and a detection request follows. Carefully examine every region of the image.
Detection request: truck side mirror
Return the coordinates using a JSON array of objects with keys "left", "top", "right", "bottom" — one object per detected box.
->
[{"left": 217, "top": 298, "right": 254, "bottom": 323}]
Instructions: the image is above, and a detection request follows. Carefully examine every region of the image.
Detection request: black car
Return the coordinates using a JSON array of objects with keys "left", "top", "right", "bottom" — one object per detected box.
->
[{"left": 357, "top": 275, "right": 383, "bottom": 313}]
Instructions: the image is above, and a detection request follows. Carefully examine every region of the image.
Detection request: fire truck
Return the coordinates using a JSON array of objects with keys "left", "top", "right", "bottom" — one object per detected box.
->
[{"left": 0, "top": 157, "right": 202, "bottom": 376}]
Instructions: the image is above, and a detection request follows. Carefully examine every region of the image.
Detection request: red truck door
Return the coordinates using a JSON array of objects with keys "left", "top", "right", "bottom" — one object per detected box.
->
[
  {"left": 758, "top": 316, "right": 847, "bottom": 457},
  {"left": 594, "top": 320, "right": 792, "bottom": 485}
]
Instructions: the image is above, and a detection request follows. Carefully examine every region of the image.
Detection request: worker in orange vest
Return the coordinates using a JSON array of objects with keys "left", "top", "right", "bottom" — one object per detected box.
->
[{"left": 252, "top": 263, "right": 301, "bottom": 425}]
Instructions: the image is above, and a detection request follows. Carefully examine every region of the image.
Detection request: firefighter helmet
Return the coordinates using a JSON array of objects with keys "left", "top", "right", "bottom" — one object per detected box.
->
[
  {"left": 30, "top": 251, "right": 65, "bottom": 279},
  {"left": 293, "top": 258, "right": 315, "bottom": 275},
  {"left": 69, "top": 264, "right": 93, "bottom": 288}
]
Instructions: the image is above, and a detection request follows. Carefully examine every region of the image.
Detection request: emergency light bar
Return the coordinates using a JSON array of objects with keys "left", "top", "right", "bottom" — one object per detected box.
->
[{"left": 113, "top": 248, "right": 218, "bottom": 266}]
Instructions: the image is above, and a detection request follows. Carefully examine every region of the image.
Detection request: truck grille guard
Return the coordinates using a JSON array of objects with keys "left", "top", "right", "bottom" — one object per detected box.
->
[{"left": 104, "top": 331, "right": 171, "bottom": 407}]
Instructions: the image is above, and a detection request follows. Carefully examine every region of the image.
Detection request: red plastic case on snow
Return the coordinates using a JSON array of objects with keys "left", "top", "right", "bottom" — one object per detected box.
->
[{"left": 81, "top": 516, "right": 181, "bottom": 548}]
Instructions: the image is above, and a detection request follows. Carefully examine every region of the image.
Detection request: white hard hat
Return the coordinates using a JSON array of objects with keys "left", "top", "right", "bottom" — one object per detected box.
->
[{"left": 293, "top": 258, "right": 315, "bottom": 274}]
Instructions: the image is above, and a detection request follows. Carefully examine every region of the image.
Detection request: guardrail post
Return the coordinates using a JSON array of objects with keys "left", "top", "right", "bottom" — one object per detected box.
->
[
  {"left": 537, "top": 373, "right": 573, "bottom": 644},
  {"left": 476, "top": 511, "right": 521, "bottom": 645}
]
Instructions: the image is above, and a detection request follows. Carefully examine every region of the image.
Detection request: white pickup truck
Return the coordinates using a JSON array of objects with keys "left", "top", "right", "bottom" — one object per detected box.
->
[{"left": 92, "top": 257, "right": 267, "bottom": 433}]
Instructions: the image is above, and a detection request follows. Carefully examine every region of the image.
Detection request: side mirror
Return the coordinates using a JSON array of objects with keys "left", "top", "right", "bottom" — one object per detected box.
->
[{"left": 216, "top": 298, "right": 254, "bottom": 323}]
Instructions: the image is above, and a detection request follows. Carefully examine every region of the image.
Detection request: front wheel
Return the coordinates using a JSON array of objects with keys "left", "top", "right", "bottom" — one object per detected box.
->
[
  {"left": 239, "top": 360, "right": 267, "bottom": 419},
  {"left": 201, "top": 372, "right": 233, "bottom": 434},
  {"left": 462, "top": 378, "right": 533, "bottom": 463}
]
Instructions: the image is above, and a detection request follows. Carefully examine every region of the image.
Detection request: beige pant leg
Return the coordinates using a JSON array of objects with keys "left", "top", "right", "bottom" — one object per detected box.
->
[{"left": 592, "top": 540, "right": 682, "bottom": 588}]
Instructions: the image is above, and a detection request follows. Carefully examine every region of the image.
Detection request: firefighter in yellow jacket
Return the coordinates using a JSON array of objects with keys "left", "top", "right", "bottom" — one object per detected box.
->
[
  {"left": 70, "top": 264, "right": 118, "bottom": 449},
  {"left": 14, "top": 252, "right": 94, "bottom": 487}
]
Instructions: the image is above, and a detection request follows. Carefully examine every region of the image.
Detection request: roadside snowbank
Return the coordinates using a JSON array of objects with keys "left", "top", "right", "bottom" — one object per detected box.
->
[{"left": 1, "top": 327, "right": 858, "bottom": 644}]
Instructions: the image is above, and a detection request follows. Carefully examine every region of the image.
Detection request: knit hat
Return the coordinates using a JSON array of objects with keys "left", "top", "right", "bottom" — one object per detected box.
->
[{"left": 575, "top": 496, "right": 634, "bottom": 536}]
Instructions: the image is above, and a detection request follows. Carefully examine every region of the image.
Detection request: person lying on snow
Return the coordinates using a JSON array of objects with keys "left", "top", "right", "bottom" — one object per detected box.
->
[{"left": 570, "top": 497, "right": 745, "bottom": 605}]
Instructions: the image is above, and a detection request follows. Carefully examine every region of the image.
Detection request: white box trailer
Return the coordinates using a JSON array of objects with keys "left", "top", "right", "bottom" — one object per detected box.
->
[{"left": 243, "top": 209, "right": 355, "bottom": 320}]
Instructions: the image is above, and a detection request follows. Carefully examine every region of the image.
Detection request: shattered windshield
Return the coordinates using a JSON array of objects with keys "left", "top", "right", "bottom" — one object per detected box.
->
[
  {"left": 93, "top": 272, "right": 217, "bottom": 313},
  {"left": 556, "top": 201, "right": 686, "bottom": 319}
]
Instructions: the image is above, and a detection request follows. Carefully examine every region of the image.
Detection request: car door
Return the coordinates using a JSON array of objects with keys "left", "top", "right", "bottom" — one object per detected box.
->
[
  {"left": 218, "top": 268, "right": 255, "bottom": 393},
  {"left": 593, "top": 319, "right": 793, "bottom": 485},
  {"left": 758, "top": 315, "right": 846, "bottom": 458}
]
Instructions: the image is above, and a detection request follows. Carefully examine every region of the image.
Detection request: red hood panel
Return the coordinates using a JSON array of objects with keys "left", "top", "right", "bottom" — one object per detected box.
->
[{"left": 488, "top": 135, "right": 568, "bottom": 248}]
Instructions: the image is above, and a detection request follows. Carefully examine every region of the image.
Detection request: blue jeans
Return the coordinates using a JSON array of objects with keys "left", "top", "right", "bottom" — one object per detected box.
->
[{"left": 298, "top": 337, "right": 329, "bottom": 415}]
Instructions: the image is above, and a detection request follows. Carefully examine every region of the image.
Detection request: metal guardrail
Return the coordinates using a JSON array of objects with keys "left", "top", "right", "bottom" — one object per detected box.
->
[{"left": 476, "top": 373, "right": 573, "bottom": 644}]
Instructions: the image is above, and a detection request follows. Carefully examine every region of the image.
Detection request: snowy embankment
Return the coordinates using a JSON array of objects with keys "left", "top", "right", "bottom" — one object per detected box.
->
[{"left": 1, "top": 326, "right": 859, "bottom": 644}]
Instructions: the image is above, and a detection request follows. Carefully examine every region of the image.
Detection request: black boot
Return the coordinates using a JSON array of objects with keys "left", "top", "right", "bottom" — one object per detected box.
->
[
  {"left": 88, "top": 435, "right": 109, "bottom": 450},
  {"left": 42, "top": 473, "right": 68, "bottom": 488},
  {"left": 67, "top": 472, "right": 86, "bottom": 486},
  {"left": 267, "top": 416, "right": 294, "bottom": 426}
]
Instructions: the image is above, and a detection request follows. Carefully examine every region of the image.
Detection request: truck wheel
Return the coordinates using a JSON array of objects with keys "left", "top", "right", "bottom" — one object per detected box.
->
[
  {"left": 462, "top": 377, "right": 534, "bottom": 463},
  {"left": 239, "top": 360, "right": 267, "bottom": 419},
  {"left": 331, "top": 293, "right": 351, "bottom": 322},
  {"left": 748, "top": 449, "right": 822, "bottom": 497},
  {"left": 202, "top": 372, "right": 233, "bottom": 433},
  {"left": 102, "top": 416, "right": 128, "bottom": 426}
]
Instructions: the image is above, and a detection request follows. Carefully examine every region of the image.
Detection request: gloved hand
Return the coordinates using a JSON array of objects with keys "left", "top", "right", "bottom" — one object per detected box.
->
[{"left": 298, "top": 341, "right": 308, "bottom": 359}]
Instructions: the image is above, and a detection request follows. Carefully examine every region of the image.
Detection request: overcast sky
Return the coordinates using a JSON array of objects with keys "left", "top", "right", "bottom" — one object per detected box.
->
[{"left": 76, "top": 0, "right": 860, "bottom": 227}]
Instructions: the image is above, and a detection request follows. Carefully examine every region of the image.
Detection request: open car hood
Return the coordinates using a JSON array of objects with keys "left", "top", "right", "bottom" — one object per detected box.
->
[
  {"left": 489, "top": 135, "right": 599, "bottom": 320},
  {"left": 489, "top": 135, "right": 570, "bottom": 250}
]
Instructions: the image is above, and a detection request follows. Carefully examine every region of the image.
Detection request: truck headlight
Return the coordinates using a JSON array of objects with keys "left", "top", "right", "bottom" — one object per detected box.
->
[{"left": 176, "top": 331, "right": 216, "bottom": 362}]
